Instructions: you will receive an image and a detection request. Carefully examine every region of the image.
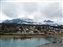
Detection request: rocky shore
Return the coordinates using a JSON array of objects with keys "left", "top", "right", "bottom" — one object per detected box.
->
[
  {"left": 37, "top": 43, "right": 63, "bottom": 47},
  {"left": 37, "top": 37, "right": 63, "bottom": 47}
]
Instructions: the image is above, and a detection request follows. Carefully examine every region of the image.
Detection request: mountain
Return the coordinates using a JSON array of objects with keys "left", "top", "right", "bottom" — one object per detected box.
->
[
  {"left": 2, "top": 18, "right": 39, "bottom": 24},
  {"left": 44, "top": 20, "right": 53, "bottom": 25},
  {"left": 44, "top": 20, "right": 53, "bottom": 23},
  {"left": 43, "top": 20, "right": 60, "bottom": 26},
  {"left": 2, "top": 18, "right": 62, "bottom": 26}
]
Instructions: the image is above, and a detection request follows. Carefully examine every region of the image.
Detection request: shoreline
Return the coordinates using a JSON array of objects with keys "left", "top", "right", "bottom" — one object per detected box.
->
[
  {"left": 0, "top": 35, "right": 63, "bottom": 47},
  {"left": 0, "top": 35, "right": 44, "bottom": 39},
  {"left": 37, "top": 37, "right": 63, "bottom": 47},
  {"left": 37, "top": 43, "right": 63, "bottom": 47},
  {"left": 0, "top": 34, "right": 63, "bottom": 39}
]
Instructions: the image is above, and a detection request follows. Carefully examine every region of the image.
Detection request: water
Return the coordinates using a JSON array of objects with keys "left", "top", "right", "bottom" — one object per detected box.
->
[{"left": 0, "top": 38, "right": 51, "bottom": 47}]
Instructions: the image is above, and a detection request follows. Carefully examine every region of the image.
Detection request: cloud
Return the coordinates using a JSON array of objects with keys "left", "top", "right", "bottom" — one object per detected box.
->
[
  {"left": 33, "top": 2, "right": 62, "bottom": 22},
  {"left": 1, "top": 2, "right": 63, "bottom": 23},
  {"left": 0, "top": 0, "right": 1, "bottom": 22},
  {"left": 0, "top": 0, "right": 1, "bottom": 11},
  {"left": 23, "top": 2, "right": 37, "bottom": 14},
  {"left": 41, "top": 2, "right": 62, "bottom": 19},
  {"left": 2, "top": 0, "right": 62, "bottom": 2},
  {"left": 0, "top": 0, "right": 1, "bottom": 2},
  {"left": 2, "top": 2, "right": 18, "bottom": 18}
]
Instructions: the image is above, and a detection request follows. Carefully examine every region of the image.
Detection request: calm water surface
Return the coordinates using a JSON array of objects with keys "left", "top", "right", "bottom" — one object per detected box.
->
[{"left": 0, "top": 38, "right": 51, "bottom": 47}]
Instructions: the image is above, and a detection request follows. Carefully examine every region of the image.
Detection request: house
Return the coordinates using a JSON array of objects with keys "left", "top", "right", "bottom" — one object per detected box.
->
[{"left": 59, "top": 29, "right": 63, "bottom": 34}]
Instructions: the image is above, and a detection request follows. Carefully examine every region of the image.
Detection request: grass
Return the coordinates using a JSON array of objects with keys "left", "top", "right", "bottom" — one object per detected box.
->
[
  {"left": 48, "top": 33, "right": 63, "bottom": 37},
  {"left": 0, "top": 33, "right": 63, "bottom": 38}
]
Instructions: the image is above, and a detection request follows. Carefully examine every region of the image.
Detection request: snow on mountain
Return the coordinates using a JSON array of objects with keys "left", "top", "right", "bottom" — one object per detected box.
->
[
  {"left": 2, "top": 18, "right": 39, "bottom": 24},
  {"left": 43, "top": 20, "right": 62, "bottom": 26},
  {"left": 2, "top": 18, "right": 62, "bottom": 26}
]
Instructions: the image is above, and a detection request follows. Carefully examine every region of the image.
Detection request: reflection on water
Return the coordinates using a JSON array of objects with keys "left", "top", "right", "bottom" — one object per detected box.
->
[
  {"left": 0, "top": 38, "right": 51, "bottom": 47},
  {"left": 13, "top": 37, "right": 31, "bottom": 40}
]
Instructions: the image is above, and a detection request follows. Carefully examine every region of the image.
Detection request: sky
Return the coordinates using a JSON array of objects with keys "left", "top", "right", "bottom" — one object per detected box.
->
[
  {"left": 0, "top": 0, "right": 63, "bottom": 24},
  {"left": 1, "top": 0, "right": 62, "bottom": 2}
]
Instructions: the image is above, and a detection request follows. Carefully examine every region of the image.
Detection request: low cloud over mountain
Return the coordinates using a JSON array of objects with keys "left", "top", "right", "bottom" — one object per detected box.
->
[{"left": 2, "top": 18, "right": 62, "bottom": 26}]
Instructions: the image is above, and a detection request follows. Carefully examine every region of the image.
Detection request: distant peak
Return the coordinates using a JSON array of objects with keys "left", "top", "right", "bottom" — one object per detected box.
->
[{"left": 44, "top": 20, "right": 53, "bottom": 23}]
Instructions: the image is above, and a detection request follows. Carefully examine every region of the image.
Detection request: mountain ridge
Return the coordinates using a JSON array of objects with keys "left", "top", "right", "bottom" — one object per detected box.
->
[{"left": 2, "top": 18, "right": 62, "bottom": 26}]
